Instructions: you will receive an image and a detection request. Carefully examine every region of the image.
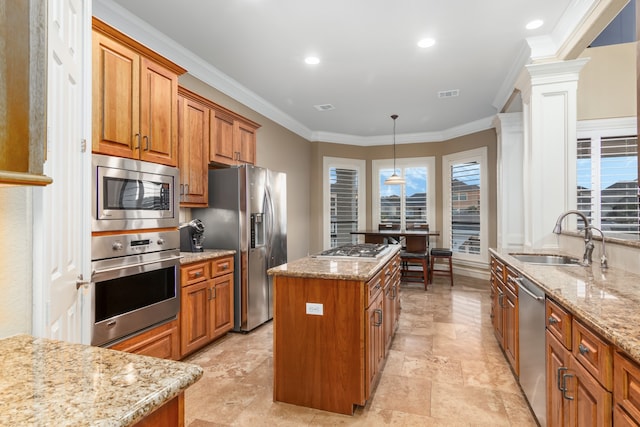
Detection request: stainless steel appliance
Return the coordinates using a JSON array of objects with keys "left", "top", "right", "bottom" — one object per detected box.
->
[
  {"left": 90, "top": 230, "right": 181, "bottom": 346},
  {"left": 193, "top": 165, "right": 287, "bottom": 332},
  {"left": 179, "top": 219, "right": 205, "bottom": 252},
  {"left": 517, "top": 276, "right": 547, "bottom": 426},
  {"left": 92, "top": 154, "right": 179, "bottom": 231},
  {"left": 316, "top": 243, "right": 392, "bottom": 259}
]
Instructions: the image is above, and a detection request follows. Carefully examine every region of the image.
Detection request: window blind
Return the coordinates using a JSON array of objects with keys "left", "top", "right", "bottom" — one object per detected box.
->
[
  {"left": 450, "top": 161, "right": 481, "bottom": 254},
  {"left": 330, "top": 167, "right": 359, "bottom": 247}
]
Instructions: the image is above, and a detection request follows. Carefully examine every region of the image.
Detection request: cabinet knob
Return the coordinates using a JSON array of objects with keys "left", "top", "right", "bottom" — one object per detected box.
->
[
  {"left": 548, "top": 316, "right": 559, "bottom": 325},
  {"left": 578, "top": 344, "right": 589, "bottom": 355}
]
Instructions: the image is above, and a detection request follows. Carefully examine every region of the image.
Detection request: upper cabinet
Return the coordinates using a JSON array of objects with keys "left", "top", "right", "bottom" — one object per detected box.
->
[
  {"left": 178, "top": 87, "right": 210, "bottom": 207},
  {"left": 0, "top": 0, "right": 51, "bottom": 186},
  {"left": 91, "top": 18, "right": 186, "bottom": 167},
  {"left": 210, "top": 108, "right": 259, "bottom": 167}
]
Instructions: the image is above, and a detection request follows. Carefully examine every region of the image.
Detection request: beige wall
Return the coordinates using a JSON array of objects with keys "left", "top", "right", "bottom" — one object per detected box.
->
[
  {"left": 0, "top": 187, "right": 33, "bottom": 337},
  {"left": 178, "top": 74, "right": 312, "bottom": 261},
  {"left": 578, "top": 42, "right": 637, "bottom": 120},
  {"left": 309, "top": 129, "right": 498, "bottom": 255}
]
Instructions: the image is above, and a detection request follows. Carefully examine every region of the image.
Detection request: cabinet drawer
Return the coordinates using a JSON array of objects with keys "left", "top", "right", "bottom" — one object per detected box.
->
[
  {"left": 181, "top": 262, "right": 210, "bottom": 285},
  {"left": 572, "top": 319, "right": 612, "bottom": 390},
  {"left": 614, "top": 351, "right": 640, "bottom": 423},
  {"left": 504, "top": 266, "right": 519, "bottom": 295},
  {"left": 211, "top": 256, "right": 234, "bottom": 277},
  {"left": 546, "top": 298, "right": 572, "bottom": 350},
  {"left": 366, "top": 270, "right": 384, "bottom": 307},
  {"left": 491, "top": 256, "right": 506, "bottom": 284}
]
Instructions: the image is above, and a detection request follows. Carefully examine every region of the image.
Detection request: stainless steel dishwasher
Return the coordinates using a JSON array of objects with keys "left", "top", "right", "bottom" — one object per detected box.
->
[{"left": 517, "top": 276, "right": 546, "bottom": 427}]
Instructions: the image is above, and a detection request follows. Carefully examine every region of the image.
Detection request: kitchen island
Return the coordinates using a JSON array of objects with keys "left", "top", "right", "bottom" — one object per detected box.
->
[
  {"left": 268, "top": 245, "right": 401, "bottom": 415},
  {"left": 0, "top": 334, "right": 203, "bottom": 426}
]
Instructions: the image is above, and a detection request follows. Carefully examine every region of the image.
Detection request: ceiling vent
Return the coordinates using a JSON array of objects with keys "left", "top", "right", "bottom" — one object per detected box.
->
[
  {"left": 438, "top": 89, "right": 460, "bottom": 99},
  {"left": 314, "top": 104, "right": 335, "bottom": 111}
]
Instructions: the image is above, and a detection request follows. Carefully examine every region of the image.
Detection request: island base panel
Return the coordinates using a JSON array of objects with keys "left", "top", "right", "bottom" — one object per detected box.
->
[{"left": 273, "top": 275, "right": 366, "bottom": 415}]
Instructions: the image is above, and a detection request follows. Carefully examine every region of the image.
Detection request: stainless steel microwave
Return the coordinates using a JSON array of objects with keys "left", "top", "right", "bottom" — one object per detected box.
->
[{"left": 92, "top": 154, "right": 179, "bottom": 232}]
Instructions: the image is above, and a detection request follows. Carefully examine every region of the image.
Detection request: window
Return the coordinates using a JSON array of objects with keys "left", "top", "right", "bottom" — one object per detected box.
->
[
  {"left": 576, "top": 126, "right": 638, "bottom": 238},
  {"left": 442, "top": 147, "right": 488, "bottom": 263},
  {"left": 323, "top": 157, "right": 366, "bottom": 249},
  {"left": 372, "top": 157, "right": 435, "bottom": 229}
]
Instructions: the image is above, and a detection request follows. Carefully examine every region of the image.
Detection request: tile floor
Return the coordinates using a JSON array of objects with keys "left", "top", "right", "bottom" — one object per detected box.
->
[{"left": 183, "top": 275, "right": 538, "bottom": 426}]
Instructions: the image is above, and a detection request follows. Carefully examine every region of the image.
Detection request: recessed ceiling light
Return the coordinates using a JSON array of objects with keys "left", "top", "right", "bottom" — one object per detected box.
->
[
  {"left": 305, "top": 56, "right": 320, "bottom": 65},
  {"left": 526, "top": 19, "right": 544, "bottom": 30},
  {"left": 417, "top": 38, "right": 436, "bottom": 48}
]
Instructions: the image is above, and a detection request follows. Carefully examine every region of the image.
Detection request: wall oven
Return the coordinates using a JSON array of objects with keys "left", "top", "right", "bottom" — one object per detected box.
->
[
  {"left": 90, "top": 230, "right": 181, "bottom": 347},
  {"left": 92, "top": 154, "right": 179, "bottom": 232}
]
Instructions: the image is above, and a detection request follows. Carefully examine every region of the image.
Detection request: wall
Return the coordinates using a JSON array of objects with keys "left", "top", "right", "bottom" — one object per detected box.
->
[
  {"left": 178, "top": 74, "right": 311, "bottom": 261},
  {"left": 578, "top": 42, "right": 637, "bottom": 120},
  {"left": 0, "top": 187, "right": 33, "bottom": 337},
  {"left": 308, "top": 129, "right": 497, "bottom": 255}
]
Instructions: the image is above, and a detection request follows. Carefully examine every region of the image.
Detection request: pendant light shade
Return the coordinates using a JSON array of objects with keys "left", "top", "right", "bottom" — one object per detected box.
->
[{"left": 384, "top": 114, "right": 405, "bottom": 185}]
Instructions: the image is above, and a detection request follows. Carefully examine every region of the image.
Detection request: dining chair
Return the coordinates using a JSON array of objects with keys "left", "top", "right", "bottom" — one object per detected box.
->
[
  {"left": 399, "top": 229, "right": 429, "bottom": 290},
  {"left": 378, "top": 223, "right": 400, "bottom": 244}
]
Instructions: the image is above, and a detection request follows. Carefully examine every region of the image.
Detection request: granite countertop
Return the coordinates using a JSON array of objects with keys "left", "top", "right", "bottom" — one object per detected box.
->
[
  {"left": 180, "top": 249, "right": 236, "bottom": 265},
  {"left": 490, "top": 247, "right": 640, "bottom": 364},
  {"left": 267, "top": 245, "right": 401, "bottom": 281},
  {"left": 0, "top": 334, "right": 203, "bottom": 426}
]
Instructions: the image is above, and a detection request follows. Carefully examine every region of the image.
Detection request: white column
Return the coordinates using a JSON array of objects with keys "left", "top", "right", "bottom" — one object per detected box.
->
[
  {"left": 517, "top": 58, "right": 589, "bottom": 249},
  {"left": 493, "top": 112, "right": 524, "bottom": 249}
]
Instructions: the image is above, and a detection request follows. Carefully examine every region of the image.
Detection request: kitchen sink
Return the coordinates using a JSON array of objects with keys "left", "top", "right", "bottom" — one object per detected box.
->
[{"left": 509, "top": 253, "right": 582, "bottom": 266}]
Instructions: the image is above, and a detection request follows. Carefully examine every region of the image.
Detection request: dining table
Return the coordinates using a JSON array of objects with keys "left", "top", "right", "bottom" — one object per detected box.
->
[{"left": 350, "top": 229, "right": 440, "bottom": 253}]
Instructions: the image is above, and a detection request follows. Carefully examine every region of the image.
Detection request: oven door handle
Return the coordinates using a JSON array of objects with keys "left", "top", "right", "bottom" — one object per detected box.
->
[{"left": 92, "top": 255, "right": 182, "bottom": 281}]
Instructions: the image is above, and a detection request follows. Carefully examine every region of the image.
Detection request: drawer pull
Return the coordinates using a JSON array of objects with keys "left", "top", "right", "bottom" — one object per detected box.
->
[
  {"left": 194, "top": 271, "right": 202, "bottom": 278},
  {"left": 548, "top": 316, "right": 559, "bottom": 325},
  {"left": 578, "top": 343, "right": 589, "bottom": 355}
]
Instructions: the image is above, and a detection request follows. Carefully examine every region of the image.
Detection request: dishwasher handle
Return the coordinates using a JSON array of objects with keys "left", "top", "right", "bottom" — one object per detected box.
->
[{"left": 516, "top": 277, "right": 545, "bottom": 301}]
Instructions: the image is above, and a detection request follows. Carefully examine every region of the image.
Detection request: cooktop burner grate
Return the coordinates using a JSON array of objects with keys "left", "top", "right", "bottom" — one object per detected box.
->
[{"left": 318, "top": 243, "right": 389, "bottom": 258}]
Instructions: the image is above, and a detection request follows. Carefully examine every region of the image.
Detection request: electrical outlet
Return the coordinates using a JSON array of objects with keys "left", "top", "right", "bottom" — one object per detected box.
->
[{"left": 306, "top": 303, "right": 323, "bottom": 316}]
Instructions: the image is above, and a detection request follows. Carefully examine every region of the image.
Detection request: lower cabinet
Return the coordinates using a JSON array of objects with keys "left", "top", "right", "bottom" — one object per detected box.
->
[
  {"left": 132, "top": 393, "right": 183, "bottom": 427},
  {"left": 366, "top": 284, "right": 384, "bottom": 397},
  {"left": 545, "top": 298, "right": 613, "bottom": 427},
  {"left": 614, "top": 351, "right": 640, "bottom": 424},
  {"left": 490, "top": 255, "right": 519, "bottom": 376},
  {"left": 180, "top": 256, "right": 234, "bottom": 358},
  {"left": 109, "top": 319, "right": 180, "bottom": 360}
]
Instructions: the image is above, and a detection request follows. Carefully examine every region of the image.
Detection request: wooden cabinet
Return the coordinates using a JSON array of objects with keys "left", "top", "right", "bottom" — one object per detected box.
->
[
  {"left": 614, "top": 351, "right": 640, "bottom": 424},
  {"left": 92, "top": 18, "right": 185, "bottom": 167},
  {"left": 273, "top": 252, "right": 401, "bottom": 415},
  {"left": 490, "top": 255, "right": 519, "bottom": 376},
  {"left": 545, "top": 299, "right": 612, "bottom": 427},
  {"left": 210, "top": 109, "right": 259, "bottom": 166},
  {"left": 180, "top": 256, "right": 234, "bottom": 358},
  {"left": 178, "top": 88, "right": 210, "bottom": 206},
  {"left": 132, "top": 393, "right": 183, "bottom": 427},
  {"left": 0, "top": 0, "right": 51, "bottom": 186},
  {"left": 109, "top": 319, "right": 180, "bottom": 360}
]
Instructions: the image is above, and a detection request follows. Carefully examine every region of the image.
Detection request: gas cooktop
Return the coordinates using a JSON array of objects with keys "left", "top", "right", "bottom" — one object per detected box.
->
[{"left": 317, "top": 243, "right": 390, "bottom": 259}]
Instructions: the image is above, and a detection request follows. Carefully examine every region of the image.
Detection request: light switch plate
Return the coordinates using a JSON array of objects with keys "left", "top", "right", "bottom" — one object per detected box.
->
[{"left": 306, "top": 302, "right": 323, "bottom": 316}]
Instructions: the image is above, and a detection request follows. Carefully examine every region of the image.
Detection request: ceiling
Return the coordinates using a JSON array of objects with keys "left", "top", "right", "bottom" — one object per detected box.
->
[{"left": 98, "top": 0, "right": 614, "bottom": 144}]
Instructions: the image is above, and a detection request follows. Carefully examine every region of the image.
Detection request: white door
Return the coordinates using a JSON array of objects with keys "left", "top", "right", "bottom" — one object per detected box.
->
[{"left": 32, "top": 0, "right": 91, "bottom": 344}]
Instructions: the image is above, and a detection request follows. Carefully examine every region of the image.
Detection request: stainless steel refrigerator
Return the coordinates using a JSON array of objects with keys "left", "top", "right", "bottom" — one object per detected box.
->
[{"left": 193, "top": 165, "right": 287, "bottom": 332}]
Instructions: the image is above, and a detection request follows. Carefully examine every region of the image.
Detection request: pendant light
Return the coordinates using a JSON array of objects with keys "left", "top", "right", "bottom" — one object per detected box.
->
[{"left": 384, "top": 114, "right": 405, "bottom": 185}]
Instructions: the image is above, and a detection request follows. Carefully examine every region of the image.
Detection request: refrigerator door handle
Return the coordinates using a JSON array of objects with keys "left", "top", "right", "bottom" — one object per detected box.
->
[{"left": 265, "top": 185, "right": 275, "bottom": 266}]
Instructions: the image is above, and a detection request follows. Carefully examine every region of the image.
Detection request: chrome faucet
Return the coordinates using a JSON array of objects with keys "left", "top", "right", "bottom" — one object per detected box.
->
[
  {"left": 552, "top": 210, "right": 594, "bottom": 266},
  {"left": 587, "top": 226, "right": 608, "bottom": 269}
]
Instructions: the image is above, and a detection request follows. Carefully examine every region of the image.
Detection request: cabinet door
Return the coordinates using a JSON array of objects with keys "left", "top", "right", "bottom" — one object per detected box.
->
[
  {"left": 210, "top": 110, "right": 236, "bottom": 165},
  {"left": 180, "top": 280, "right": 211, "bottom": 357},
  {"left": 614, "top": 351, "right": 640, "bottom": 424},
  {"left": 365, "top": 292, "right": 384, "bottom": 398},
  {"left": 493, "top": 281, "right": 506, "bottom": 346},
  {"left": 139, "top": 57, "right": 178, "bottom": 166},
  {"left": 568, "top": 356, "right": 612, "bottom": 427},
  {"left": 504, "top": 286, "right": 519, "bottom": 376},
  {"left": 178, "top": 95, "right": 209, "bottom": 206},
  {"left": 547, "top": 330, "right": 571, "bottom": 427},
  {"left": 211, "top": 273, "right": 234, "bottom": 339},
  {"left": 234, "top": 120, "right": 256, "bottom": 165},
  {"left": 92, "top": 31, "right": 140, "bottom": 159},
  {"left": 383, "top": 282, "right": 393, "bottom": 352}
]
